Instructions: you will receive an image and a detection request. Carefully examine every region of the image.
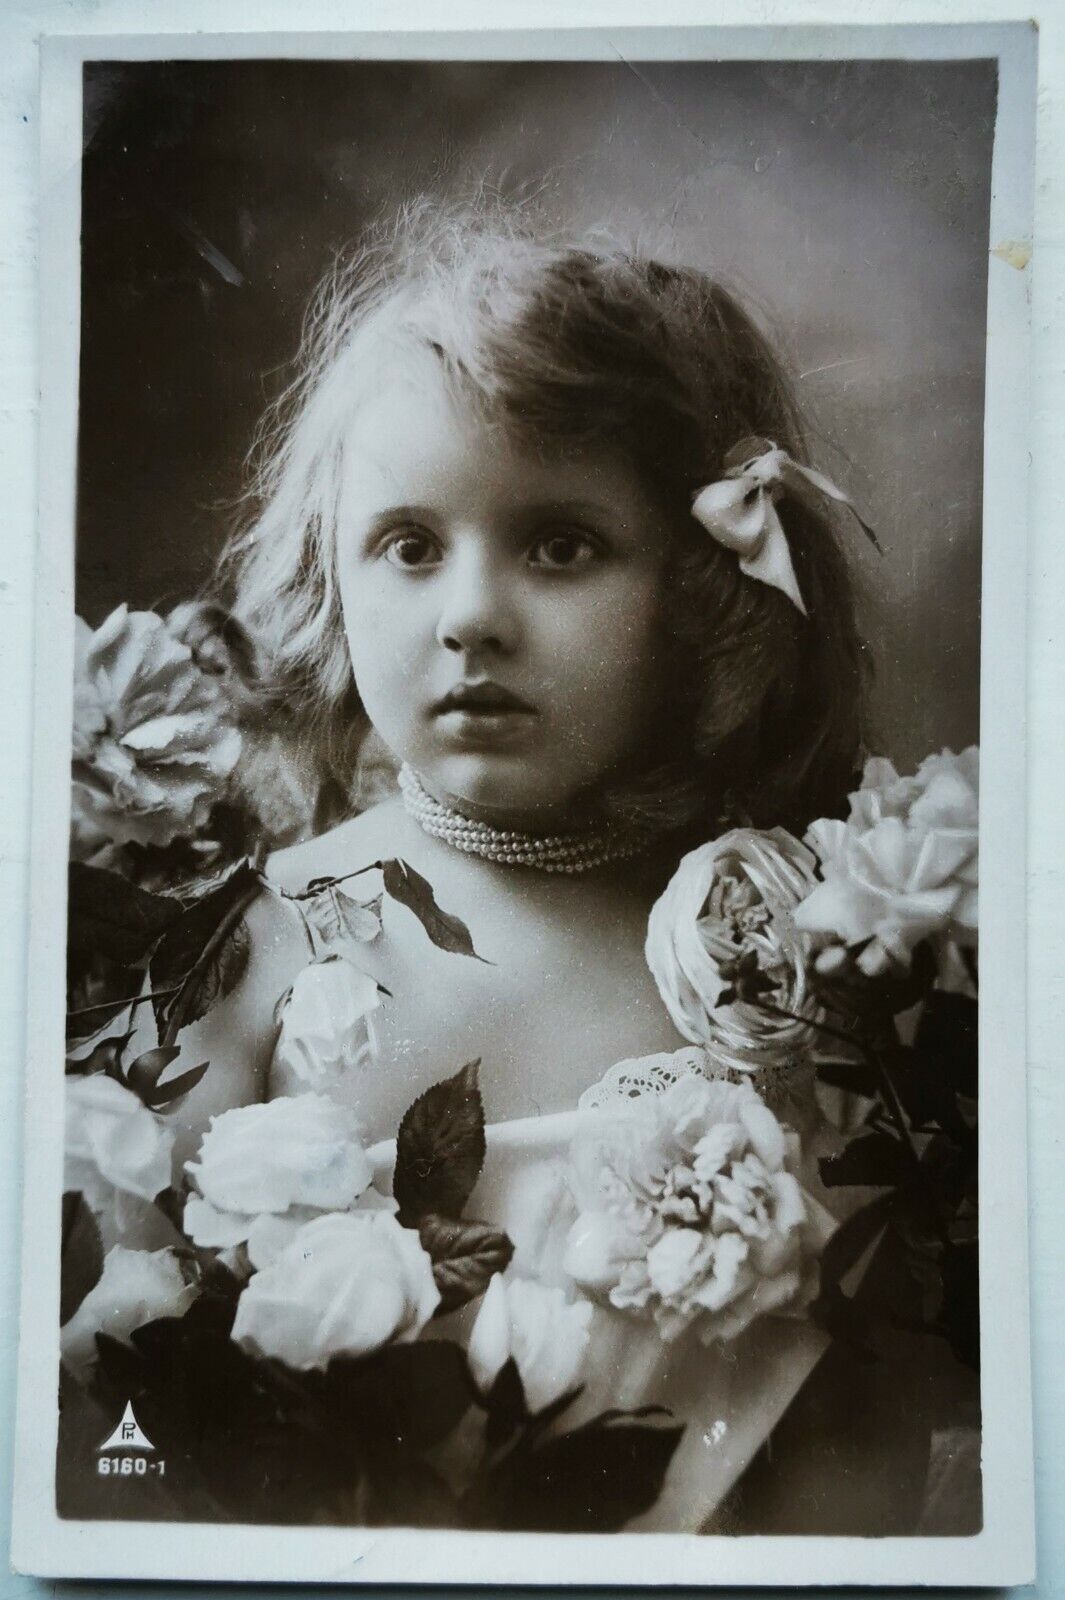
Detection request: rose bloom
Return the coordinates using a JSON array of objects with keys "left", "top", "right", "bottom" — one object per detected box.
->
[
  {"left": 231, "top": 1211, "right": 439, "bottom": 1370},
  {"left": 186, "top": 1092, "right": 372, "bottom": 1215},
  {"left": 272, "top": 956, "right": 382, "bottom": 1092},
  {"left": 563, "top": 1072, "right": 818, "bottom": 1344},
  {"left": 66, "top": 1073, "right": 175, "bottom": 1212},
  {"left": 61, "top": 1246, "right": 195, "bottom": 1381},
  {"left": 71, "top": 604, "right": 241, "bottom": 857},
  {"left": 467, "top": 1274, "right": 593, "bottom": 1414},
  {"left": 796, "top": 747, "right": 978, "bottom": 989},
  {"left": 185, "top": 1186, "right": 397, "bottom": 1274},
  {"left": 645, "top": 828, "right": 821, "bottom": 1079}
]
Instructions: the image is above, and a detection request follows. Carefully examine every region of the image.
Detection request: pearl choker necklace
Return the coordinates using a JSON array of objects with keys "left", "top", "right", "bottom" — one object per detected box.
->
[{"left": 398, "top": 765, "right": 651, "bottom": 874}]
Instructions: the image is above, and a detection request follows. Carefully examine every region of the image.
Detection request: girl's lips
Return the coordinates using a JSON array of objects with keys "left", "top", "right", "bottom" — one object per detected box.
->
[{"left": 432, "top": 683, "right": 538, "bottom": 716}]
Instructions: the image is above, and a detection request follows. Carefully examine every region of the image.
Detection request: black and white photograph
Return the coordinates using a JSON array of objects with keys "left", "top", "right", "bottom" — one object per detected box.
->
[{"left": 10, "top": 17, "right": 1037, "bottom": 1588}]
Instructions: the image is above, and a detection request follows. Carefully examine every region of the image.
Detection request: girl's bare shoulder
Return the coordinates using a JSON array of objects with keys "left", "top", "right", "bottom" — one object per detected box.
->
[{"left": 266, "top": 798, "right": 413, "bottom": 895}]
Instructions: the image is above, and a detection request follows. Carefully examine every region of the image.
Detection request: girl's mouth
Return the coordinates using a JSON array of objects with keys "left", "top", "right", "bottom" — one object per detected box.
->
[{"left": 432, "top": 682, "right": 538, "bottom": 717}]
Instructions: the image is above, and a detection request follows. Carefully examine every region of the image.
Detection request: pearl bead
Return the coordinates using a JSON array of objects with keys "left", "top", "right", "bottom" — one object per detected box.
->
[{"left": 398, "top": 764, "right": 652, "bottom": 875}]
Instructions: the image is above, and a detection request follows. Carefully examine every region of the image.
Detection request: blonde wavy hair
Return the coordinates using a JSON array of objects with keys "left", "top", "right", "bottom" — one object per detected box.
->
[{"left": 222, "top": 199, "right": 869, "bottom": 837}]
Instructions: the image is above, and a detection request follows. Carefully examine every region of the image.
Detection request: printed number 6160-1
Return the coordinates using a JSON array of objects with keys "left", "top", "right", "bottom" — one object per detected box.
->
[{"left": 97, "top": 1456, "right": 165, "bottom": 1476}]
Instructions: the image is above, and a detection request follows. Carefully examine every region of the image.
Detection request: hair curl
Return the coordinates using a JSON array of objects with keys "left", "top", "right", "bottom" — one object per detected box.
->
[{"left": 222, "top": 199, "right": 870, "bottom": 839}]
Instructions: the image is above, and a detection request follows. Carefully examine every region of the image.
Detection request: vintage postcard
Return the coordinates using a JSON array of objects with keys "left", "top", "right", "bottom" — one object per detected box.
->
[{"left": 12, "top": 19, "right": 1036, "bottom": 1587}]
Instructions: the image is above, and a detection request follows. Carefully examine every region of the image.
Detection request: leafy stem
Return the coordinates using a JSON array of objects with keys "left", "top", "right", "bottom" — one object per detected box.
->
[
  {"left": 282, "top": 864, "right": 382, "bottom": 902},
  {"left": 160, "top": 874, "right": 266, "bottom": 1047},
  {"left": 286, "top": 892, "right": 318, "bottom": 960},
  {"left": 755, "top": 997, "right": 861, "bottom": 1055},
  {"left": 756, "top": 998, "right": 922, "bottom": 1172},
  {"left": 868, "top": 1045, "right": 923, "bottom": 1172},
  {"left": 67, "top": 984, "right": 182, "bottom": 1023}
]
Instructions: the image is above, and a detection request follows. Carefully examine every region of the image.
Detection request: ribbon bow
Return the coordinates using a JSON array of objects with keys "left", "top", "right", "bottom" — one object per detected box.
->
[{"left": 691, "top": 436, "right": 879, "bottom": 616}]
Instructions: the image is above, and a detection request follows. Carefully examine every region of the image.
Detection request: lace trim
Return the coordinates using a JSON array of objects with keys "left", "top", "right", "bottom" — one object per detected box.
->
[
  {"left": 577, "top": 1047, "right": 723, "bottom": 1111},
  {"left": 577, "top": 1046, "right": 814, "bottom": 1116}
]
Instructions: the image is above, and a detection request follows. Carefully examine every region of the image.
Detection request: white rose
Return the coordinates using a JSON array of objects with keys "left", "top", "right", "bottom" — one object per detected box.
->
[
  {"left": 467, "top": 1274, "right": 593, "bottom": 1415},
  {"left": 71, "top": 604, "right": 241, "bottom": 857},
  {"left": 185, "top": 1093, "right": 372, "bottom": 1217},
  {"left": 66, "top": 1074, "right": 174, "bottom": 1210},
  {"left": 796, "top": 747, "right": 978, "bottom": 990},
  {"left": 273, "top": 956, "right": 382, "bottom": 1090},
  {"left": 231, "top": 1212, "right": 439, "bottom": 1371},
  {"left": 645, "top": 828, "right": 821, "bottom": 1081},
  {"left": 60, "top": 1246, "right": 195, "bottom": 1381}
]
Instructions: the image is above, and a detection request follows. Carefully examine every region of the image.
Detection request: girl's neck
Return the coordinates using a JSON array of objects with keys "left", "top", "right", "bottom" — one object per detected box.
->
[{"left": 398, "top": 763, "right": 657, "bottom": 876}]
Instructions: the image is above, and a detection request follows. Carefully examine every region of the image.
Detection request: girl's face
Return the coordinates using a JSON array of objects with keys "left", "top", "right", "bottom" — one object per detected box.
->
[{"left": 336, "top": 352, "right": 675, "bottom": 825}]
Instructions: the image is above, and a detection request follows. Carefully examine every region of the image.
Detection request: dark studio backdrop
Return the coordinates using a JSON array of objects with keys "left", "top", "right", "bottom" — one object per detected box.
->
[{"left": 77, "top": 55, "right": 996, "bottom": 773}]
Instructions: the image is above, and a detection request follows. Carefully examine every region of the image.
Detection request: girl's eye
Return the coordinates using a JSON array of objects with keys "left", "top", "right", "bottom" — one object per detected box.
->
[
  {"left": 382, "top": 530, "right": 440, "bottom": 570},
  {"left": 528, "top": 531, "right": 600, "bottom": 571}
]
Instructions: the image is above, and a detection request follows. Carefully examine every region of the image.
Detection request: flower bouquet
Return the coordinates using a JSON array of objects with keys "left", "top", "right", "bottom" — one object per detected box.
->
[
  {"left": 60, "top": 853, "right": 833, "bottom": 1528},
  {"left": 60, "top": 605, "right": 981, "bottom": 1528},
  {"left": 645, "top": 747, "right": 980, "bottom": 1369}
]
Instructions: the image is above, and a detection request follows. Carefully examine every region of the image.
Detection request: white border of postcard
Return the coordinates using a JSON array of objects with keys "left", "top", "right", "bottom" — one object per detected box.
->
[{"left": 12, "top": 17, "right": 1036, "bottom": 1587}]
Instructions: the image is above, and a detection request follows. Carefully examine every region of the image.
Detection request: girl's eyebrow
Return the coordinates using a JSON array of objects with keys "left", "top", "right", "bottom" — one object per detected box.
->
[
  {"left": 361, "top": 498, "right": 624, "bottom": 534},
  {"left": 525, "top": 498, "right": 618, "bottom": 520},
  {"left": 360, "top": 505, "right": 438, "bottom": 536}
]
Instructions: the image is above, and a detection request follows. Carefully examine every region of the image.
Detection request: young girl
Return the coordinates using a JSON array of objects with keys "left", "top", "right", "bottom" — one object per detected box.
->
[{"left": 165, "top": 205, "right": 867, "bottom": 1166}]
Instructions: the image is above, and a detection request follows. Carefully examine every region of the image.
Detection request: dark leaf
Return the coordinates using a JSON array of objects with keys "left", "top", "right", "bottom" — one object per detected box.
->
[
  {"left": 819, "top": 1131, "right": 911, "bottom": 1189},
  {"left": 272, "top": 984, "right": 293, "bottom": 1030},
  {"left": 589, "top": 1403, "right": 676, "bottom": 1426},
  {"left": 196, "top": 1255, "right": 247, "bottom": 1303},
  {"left": 153, "top": 1185, "right": 188, "bottom": 1233},
  {"left": 939, "top": 1241, "right": 980, "bottom": 1371},
  {"left": 313, "top": 1340, "right": 475, "bottom": 1453},
  {"left": 92, "top": 1329, "right": 149, "bottom": 1392},
  {"left": 124, "top": 1045, "right": 180, "bottom": 1100},
  {"left": 68, "top": 863, "right": 181, "bottom": 963},
  {"left": 888, "top": 1048, "right": 970, "bottom": 1141},
  {"left": 484, "top": 1356, "right": 527, "bottom": 1446},
  {"left": 144, "top": 1060, "right": 211, "bottom": 1110},
  {"left": 716, "top": 948, "right": 778, "bottom": 1004},
  {"left": 300, "top": 874, "right": 345, "bottom": 898},
  {"left": 357, "top": 1450, "right": 459, "bottom": 1527},
  {"left": 816, "top": 1192, "right": 896, "bottom": 1292},
  {"left": 94, "top": 1307, "right": 340, "bottom": 1522},
  {"left": 809, "top": 973, "right": 867, "bottom": 1027},
  {"left": 519, "top": 1384, "right": 587, "bottom": 1447},
  {"left": 813, "top": 939, "right": 938, "bottom": 1022},
  {"left": 419, "top": 1214, "right": 514, "bottom": 1314},
  {"left": 876, "top": 938, "right": 939, "bottom": 1013},
  {"left": 474, "top": 1412, "right": 684, "bottom": 1533},
  {"left": 393, "top": 1061, "right": 486, "bottom": 1225},
  {"left": 150, "top": 860, "right": 261, "bottom": 1037},
  {"left": 65, "top": 1029, "right": 134, "bottom": 1078},
  {"left": 154, "top": 916, "right": 250, "bottom": 1038},
  {"left": 814, "top": 1056, "right": 879, "bottom": 1096},
  {"left": 381, "top": 858, "right": 488, "bottom": 962},
  {"left": 809, "top": 1282, "right": 878, "bottom": 1361},
  {"left": 914, "top": 991, "right": 979, "bottom": 1098},
  {"left": 60, "top": 1192, "right": 104, "bottom": 1324},
  {"left": 66, "top": 1003, "right": 130, "bottom": 1045}
]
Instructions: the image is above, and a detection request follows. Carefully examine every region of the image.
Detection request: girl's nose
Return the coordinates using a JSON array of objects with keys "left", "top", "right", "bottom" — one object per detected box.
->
[{"left": 435, "top": 540, "right": 520, "bottom": 656}]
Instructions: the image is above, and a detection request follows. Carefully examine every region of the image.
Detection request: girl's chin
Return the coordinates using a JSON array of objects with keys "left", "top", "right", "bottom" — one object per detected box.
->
[{"left": 415, "top": 754, "right": 599, "bottom": 831}]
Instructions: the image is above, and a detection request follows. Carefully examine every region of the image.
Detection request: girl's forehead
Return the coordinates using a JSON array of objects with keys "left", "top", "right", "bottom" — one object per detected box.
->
[{"left": 340, "top": 343, "right": 660, "bottom": 521}]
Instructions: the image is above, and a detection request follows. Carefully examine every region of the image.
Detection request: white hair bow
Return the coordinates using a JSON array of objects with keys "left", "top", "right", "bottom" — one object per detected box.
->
[{"left": 691, "top": 436, "right": 878, "bottom": 616}]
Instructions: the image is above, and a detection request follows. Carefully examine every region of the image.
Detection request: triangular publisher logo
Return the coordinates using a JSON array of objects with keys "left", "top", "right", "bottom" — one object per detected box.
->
[{"left": 97, "top": 1399, "right": 156, "bottom": 1453}]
